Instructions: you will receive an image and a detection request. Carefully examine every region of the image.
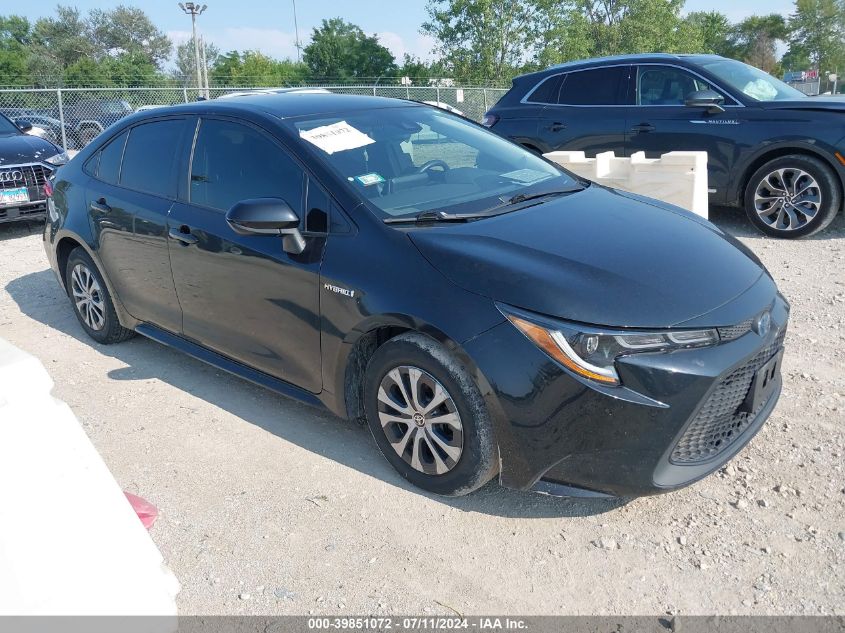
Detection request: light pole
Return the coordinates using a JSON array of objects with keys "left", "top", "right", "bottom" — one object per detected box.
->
[
  {"left": 178, "top": 3, "right": 207, "bottom": 96},
  {"left": 292, "top": 0, "right": 302, "bottom": 64}
]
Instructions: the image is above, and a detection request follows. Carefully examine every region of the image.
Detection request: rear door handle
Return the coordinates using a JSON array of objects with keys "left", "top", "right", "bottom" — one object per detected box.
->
[
  {"left": 546, "top": 122, "right": 566, "bottom": 132},
  {"left": 89, "top": 197, "right": 111, "bottom": 214},
  {"left": 168, "top": 226, "right": 198, "bottom": 245},
  {"left": 631, "top": 123, "right": 655, "bottom": 133}
]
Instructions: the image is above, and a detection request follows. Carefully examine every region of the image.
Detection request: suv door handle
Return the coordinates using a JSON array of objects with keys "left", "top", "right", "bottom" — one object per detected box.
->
[
  {"left": 631, "top": 123, "right": 655, "bottom": 133},
  {"left": 89, "top": 197, "right": 111, "bottom": 214},
  {"left": 168, "top": 226, "right": 198, "bottom": 245},
  {"left": 546, "top": 122, "right": 567, "bottom": 132}
]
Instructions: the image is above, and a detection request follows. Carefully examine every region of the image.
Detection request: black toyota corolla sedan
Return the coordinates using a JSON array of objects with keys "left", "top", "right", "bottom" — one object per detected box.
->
[{"left": 43, "top": 93, "right": 789, "bottom": 498}]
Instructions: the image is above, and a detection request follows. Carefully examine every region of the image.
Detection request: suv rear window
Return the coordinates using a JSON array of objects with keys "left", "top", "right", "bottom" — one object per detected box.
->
[
  {"left": 557, "top": 66, "right": 629, "bottom": 105},
  {"left": 525, "top": 75, "right": 562, "bottom": 104}
]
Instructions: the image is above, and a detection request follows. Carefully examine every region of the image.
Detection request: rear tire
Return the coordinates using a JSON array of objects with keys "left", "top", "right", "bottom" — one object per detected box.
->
[
  {"left": 363, "top": 332, "right": 498, "bottom": 496},
  {"left": 65, "top": 247, "right": 134, "bottom": 344},
  {"left": 744, "top": 154, "right": 840, "bottom": 238}
]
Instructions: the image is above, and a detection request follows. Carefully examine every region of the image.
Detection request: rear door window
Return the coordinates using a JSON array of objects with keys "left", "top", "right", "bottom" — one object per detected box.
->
[
  {"left": 119, "top": 119, "right": 186, "bottom": 197},
  {"left": 557, "top": 66, "right": 629, "bottom": 105}
]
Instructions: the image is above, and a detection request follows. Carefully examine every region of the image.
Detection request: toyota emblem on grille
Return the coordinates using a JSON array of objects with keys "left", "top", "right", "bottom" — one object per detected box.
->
[
  {"left": 754, "top": 311, "right": 772, "bottom": 337},
  {"left": 0, "top": 169, "right": 24, "bottom": 183}
]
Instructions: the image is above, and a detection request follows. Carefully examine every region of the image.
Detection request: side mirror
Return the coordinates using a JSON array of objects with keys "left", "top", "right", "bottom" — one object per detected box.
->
[
  {"left": 225, "top": 198, "right": 306, "bottom": 254},
  {"left": 685, "top": 90, "right": 725, "bottom": 113},
  {"left": 15, "top": 118, "right": 32, "bottom": 133}
]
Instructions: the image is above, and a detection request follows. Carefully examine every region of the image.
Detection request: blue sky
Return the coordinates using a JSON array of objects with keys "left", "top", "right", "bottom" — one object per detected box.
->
[{"left": 22, "top": 0, "right": 796, "bottom": 63}]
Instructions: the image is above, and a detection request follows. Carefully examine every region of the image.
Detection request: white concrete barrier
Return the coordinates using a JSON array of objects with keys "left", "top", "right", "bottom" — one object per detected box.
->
[
  {"left": 545, "top": 150, "right": 709, "bottom": 219},
  {"left": 0, "top": 338, "right": 179, "bottom": 619}
]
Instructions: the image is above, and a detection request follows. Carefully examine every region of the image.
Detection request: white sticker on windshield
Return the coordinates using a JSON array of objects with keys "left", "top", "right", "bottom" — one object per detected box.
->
[
  {"left": 501, "top": 168, "right": 552, "bottom": 184},
  {"left": 299, "top": 121, "right": 375, "bottom": 155}
]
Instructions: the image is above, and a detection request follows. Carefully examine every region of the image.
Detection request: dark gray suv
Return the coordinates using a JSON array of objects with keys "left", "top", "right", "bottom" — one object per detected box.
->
[{"left": 484, "top": 53, "right": 845, "bottom": 238}]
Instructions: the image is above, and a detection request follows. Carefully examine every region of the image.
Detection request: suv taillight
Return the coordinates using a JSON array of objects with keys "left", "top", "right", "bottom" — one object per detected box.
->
[{"left": 481, "top": 113, "right": 499, "bottom": 128}]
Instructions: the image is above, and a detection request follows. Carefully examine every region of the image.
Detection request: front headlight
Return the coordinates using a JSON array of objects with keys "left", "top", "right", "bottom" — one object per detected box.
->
[
  {"left": 44, "top": 151, "right": 69, "bottom": 166},
  {"left": 501, "top": 307, "right": 719, "bottom": 386}
]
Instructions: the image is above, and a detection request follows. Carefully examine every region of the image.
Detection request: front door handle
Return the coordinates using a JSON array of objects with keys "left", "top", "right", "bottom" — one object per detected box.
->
[
  {"left": 631, "top": 123, "right": 655, "bottom": 133},
  {"left": 168, "top": 226, "right": 198, "bottom": 245},
  {"left": 89, "top": 197, "right": 111, "bottom": 214},
  {"left": 546, "top": 122, "right": 567, "bottom": 132}
]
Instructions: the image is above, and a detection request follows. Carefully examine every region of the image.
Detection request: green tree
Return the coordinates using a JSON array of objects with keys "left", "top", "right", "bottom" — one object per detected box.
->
[
  {"left": 423, "top": 0, "right": 540, "bottom": 82},
  {"left": 0, "top": 15, "right": 32, "bottom": 86},
  {"left": 303, "top": 18, "right": 396, "bottom": 80},
  {"left": 210, "top": 50, "right": 309, "bottom": 86},
  {"left": 398, "top": 54, "right": 446, "bottom": 83},
  {"left": 788, "top": 0, "right": 845, "bottom": 80},
  {"left": 685, "top": 11, "right": 735, "bottom": 56},
  {"left": 174, "top": 39, "right": 220, "bottom": 86},
  {"left": 729, "top": 14, "right": 788, "bottom": 73},
  {"left": 536, "top": 0, "right": 704, "bottom": 67},
  {"left": 86, "top": 5, "right": 172, "bottom": 69}
]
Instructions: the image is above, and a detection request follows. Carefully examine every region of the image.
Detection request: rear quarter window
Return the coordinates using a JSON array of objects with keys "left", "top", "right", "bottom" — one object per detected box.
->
[
  {"left": 524, "top": 75, "right": 562, "bottom": 104},
  {"left": 94, "top": 130, "right": 128, "bottom": 185}
]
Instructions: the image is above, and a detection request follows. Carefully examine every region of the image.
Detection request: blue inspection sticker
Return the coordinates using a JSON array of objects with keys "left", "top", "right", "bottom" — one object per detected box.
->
[{"left": 354, "top": 172, "right": 385, "bottom": 186}]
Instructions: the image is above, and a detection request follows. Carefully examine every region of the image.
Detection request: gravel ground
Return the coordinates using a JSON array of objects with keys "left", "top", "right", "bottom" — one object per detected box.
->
[{"left": 0, "top": 207, "right": 843, "bottom": 616}]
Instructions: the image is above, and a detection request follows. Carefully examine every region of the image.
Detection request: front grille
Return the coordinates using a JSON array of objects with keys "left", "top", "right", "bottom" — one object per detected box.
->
[
  {"left": 0, "top": 164, "right": 53, "bottom": 202},
  {"left": 670, "top": 327, "right": 786, "bottom": 464},
  {"left": 718, "top": 317, "right": 755, "bottom": 341}
]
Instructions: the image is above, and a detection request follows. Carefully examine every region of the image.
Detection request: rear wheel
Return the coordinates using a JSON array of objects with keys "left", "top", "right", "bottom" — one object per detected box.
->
[
  {"left": 77, "top": 126, "right": 101, "bottom": 147},
  {"left": 65, "top": 247, "right": 134, "bottom": 344},
  {"left": 744, "top": 155, "right": 840, "bottom": 238},
  {"left": 363, "top": 333, "right": 497, "bottom": 496}
]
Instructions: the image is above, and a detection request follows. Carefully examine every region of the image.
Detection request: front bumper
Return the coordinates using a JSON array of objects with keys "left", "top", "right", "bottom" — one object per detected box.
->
[
  {"left": 0, "top": 201, "right": 46, "bottom": 224},
  {"left": 0, "top": 163, "right": 53, "bottom": 224},
  {"left": 464, "top": 294, "right": 789, "bottom": 497}
]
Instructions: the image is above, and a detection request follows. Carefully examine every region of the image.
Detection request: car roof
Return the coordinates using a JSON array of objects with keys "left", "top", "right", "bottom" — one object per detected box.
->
[
  {"left": 550, "top": 53, "right": 724, "bottom": 69},
  {"left": 163, "top": 92, "right": 420, "bottom": 120},
  {"left": 516, "top": 53, "right": 726, "bottom": 81}
]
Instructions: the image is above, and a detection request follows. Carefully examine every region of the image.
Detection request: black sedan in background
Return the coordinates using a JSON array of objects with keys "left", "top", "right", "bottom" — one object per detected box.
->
[
  {"left": 484, "top": 53, "right": 845, "bottom": 238},
  {"left": 0, "top": 113, "right": 68, "bottom": 224},
  {"left": 44, "top": 93, "right": 788, "bottom": 498}
]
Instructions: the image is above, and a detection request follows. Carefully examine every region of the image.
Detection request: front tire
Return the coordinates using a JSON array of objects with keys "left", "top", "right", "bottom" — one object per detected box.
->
[
  {"left": 744, "top": 155, "right": 841, "bottom": 238},
  {"left": 363, "top": 333, "right": 498, "bottom": 496},
  {"left": 65, "top": 248, "right": 134, "bottom": 344}
]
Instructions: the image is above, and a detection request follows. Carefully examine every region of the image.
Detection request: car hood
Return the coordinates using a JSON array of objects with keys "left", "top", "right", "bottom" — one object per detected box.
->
[
  {"left": 409, "top": 186, "right": 768, "bottom": 328},
  {"left": 758, "top": 98, "right": 845, "bottom": 112},
  {"left": 0, "top": 133, "right": 59, "bottom": 166}
]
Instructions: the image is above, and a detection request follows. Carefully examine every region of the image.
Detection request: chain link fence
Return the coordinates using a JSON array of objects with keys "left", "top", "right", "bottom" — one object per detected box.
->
[{"left": 0, "top": 85, "right": 508, "bottom": 152}]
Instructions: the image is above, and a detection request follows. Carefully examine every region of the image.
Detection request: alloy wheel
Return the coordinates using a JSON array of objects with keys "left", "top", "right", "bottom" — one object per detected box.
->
[
  {"left": 376, "top": 365, "right": 464, "bottom": 476},
  {"left": 753, "top": 167, "right": 821, "bottom": 232},
  {"left": 70, "top": 263, "right": 106, "bottom": 331}
]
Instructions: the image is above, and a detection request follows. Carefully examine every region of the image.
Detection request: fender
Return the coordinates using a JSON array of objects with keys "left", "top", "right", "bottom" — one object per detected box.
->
[
  {"left": 326, "top": 311, "right": 504, "bottom": 420},
  {"left": 727, "top": 137, "right": 845, "bottom": 205},
  {"left": 48, "top": 226, "right": 141, "bottom": 331}
]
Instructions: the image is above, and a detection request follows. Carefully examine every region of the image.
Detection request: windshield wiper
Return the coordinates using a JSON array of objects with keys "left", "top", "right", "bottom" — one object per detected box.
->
[
  {"left": 505, "top": 189, "right": 575, "bottom": 205},
  {"left": 383, "top": 187, "right": 583, "bottom": 225},
  {"left": 383, "top": 210, "right": 471, "bottom": 224}
]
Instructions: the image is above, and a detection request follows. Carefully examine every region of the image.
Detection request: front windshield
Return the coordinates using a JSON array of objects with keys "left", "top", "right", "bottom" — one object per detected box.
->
[
  {"left": 0, "top": 114, "right": 21, "bottom": 136},
  {"left": 290, "top": 106, "right": 577, "bottom": 219},
  {"left": 698, "top": 58, "right": 806, "bottom": 102}
]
